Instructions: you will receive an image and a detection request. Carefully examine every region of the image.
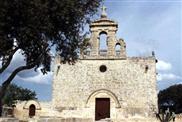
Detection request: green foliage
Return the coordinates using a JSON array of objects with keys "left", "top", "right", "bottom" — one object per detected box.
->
[
  {"left": 158, "top": 84, "right": 182, "bottom": 114},
  {"left": 2, "top": 84, "right": 36, "bottom": 107},
  {"left": 80, "top": 38, "right": 90, "bottom": 55},
  {"left": 0, "top": 0, "right": 102, "bottom": 73}
]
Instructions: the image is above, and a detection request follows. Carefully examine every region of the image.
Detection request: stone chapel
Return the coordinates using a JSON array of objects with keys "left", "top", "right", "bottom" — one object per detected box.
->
[
  {"left": 13, "top": 7, "right": 158, "bottom": 122},
  {"left": 52, "top": 6, "right": 158, "bottom": 121}
]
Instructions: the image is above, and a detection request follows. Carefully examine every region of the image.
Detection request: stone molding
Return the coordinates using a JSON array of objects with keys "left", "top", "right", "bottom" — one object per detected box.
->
[
  {"left": 85, "top": 89, "right": 121, "bottom": 108},
  {"left": 23, "top": 100, "right": 41, "bottom": 110}
]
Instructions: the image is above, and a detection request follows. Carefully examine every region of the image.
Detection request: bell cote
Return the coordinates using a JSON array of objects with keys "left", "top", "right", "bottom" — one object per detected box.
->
[{"left": 82, "top": 6, "right": 126, "bottom": 59}]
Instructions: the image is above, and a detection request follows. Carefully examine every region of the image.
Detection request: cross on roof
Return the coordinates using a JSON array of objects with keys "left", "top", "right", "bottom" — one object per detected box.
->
[
  {"left": 101, "top": 5, "right": 107, "bottom": 18},
  {"left": 101, "top": 6, "right": 106, "bottom": 13}
]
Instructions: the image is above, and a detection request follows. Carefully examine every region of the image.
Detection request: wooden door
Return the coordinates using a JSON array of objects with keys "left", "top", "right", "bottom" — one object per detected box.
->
[
  {"left": 29, "top": 104, "right": 36, "bottom": 117},
  {"left": 95, "top": 98, "right": 110, "bottom": 121}
]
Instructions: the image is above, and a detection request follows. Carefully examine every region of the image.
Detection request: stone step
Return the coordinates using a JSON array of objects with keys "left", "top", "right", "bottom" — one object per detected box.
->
[{"left": 0, "top": 118, "right": 19, "bottom": 122}]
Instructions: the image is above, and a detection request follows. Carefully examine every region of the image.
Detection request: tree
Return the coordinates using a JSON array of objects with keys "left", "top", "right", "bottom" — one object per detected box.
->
[
  {"left": 156, "top": 108, "right": 175, "bottom": 122},
  {"left": 0, "top": 0, "right": 102, "bottom": 116},
  {"left": 80, "top": 38, "right": 90, "bottom": 56},
  {"left": 2, "top": 84, "right": 36, "bottom": 107},
  {"left": 158, "top": 84, "right": 182, "bottom": 114}
]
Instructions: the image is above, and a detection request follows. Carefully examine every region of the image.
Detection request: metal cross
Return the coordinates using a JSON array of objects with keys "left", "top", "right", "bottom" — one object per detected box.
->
[{"left": 101, "top": 6, "right": 107, "bottom": 14}]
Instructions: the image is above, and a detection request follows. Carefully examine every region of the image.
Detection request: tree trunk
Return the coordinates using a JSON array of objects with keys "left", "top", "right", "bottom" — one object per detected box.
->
[
  {"left": 0, "top": 86, "right": 6, "bottom": 117},
  {"left": 0, "top": 87, "right": 2, "bottom": 116},
  {"left": 0, "top": 98, "right": 2, "bottom": 116}
]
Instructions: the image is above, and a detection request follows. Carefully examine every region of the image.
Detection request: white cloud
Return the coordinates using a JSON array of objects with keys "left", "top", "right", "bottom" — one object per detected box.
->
[
  {"left": 4, "top": 49, "right": 26, "bottom": 73},
  {"left": 157, "top": 73, "right": 182, "bottom": 81},
  {"left": 177, "top": 82, "right": 182, "bottom": 85},
  {"left": 156, "top": 60, "right": 181, "bottom": 90},
  {"left": 157, "top": 80, "right": 181, "bottom": 91},
  {"left": 17, "top": 71, "right": 53, "bottom": 84},
  {"left": 156, "top": 60, "right": 172, "bottom": 71},
  {"left": 17, "top": 67, "right": 53, "bottom": 84},
  {"left": 0, "top": 49, "right": 53, "bottom": 85},
  {"left": 0, "top": 69, "right": 53, "bottom": 85}
]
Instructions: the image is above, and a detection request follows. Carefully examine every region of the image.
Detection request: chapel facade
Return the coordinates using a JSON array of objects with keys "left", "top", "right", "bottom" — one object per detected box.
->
[{"left": 51, "top": 7, "right": 158, "bottom": 121}]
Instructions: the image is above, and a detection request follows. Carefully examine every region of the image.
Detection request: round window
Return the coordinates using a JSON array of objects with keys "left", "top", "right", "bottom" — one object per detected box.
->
[{"left": 99, "top": 65, "right": 107, "bottom": 72}]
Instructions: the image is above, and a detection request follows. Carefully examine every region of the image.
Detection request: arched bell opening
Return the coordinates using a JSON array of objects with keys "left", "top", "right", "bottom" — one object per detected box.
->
[
  {"left": 84, "top": 43, "right": 92, "bottom": 56},
  {"left": 87, "top": 44, "right": 92, "bottom": 55},
  {"left": 115, "top": 43, "right": 121, "bottom": 56},
  {"left": 99, "top": 31, "right": 108, "bottom": 56}
]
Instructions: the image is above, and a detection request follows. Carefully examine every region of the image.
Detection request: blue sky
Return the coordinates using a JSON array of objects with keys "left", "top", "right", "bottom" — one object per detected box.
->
[
  {"left": 103, "top": 0, "right": 182, "bottom": 90},
  {"left": 0, "top": 0, "right": 181, "bottom": 101}
]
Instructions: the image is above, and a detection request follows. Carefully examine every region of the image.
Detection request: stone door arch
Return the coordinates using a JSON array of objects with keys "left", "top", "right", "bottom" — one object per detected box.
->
[
  {"left": 86, "top": 89, "right": 121, "bottom": 108},
  {"left": 23, "top": 100, "right": 41, "bottom": 118},
  {"left": 23, "top": 100, "right": 41, "bottom": 110}
]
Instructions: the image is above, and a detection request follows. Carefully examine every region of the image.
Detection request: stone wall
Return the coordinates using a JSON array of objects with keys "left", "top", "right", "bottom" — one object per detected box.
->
[
  {"left": 37, "top": 118, "right": 93, "bottom": 122},
  {"left": 176, "top": 114, "right": 182, "bottom": 122},
  {"left": 13, "top": 100, "right": 56, "bottom": 121},
  {"left": 52, "top": 57, "right": 158, "bottom": 119},
  {"left": 13, "top": 100, "right": 42, "bottom": 121},
  {"left": 0, "top": 118, "right": 19, "bottom": 122},
  {"left": 37, "top": 117, "right": 159, "bottom": 122}
]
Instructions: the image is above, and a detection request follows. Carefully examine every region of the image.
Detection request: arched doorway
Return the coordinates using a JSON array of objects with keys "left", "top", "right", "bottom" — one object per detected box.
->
[
  {"left": 95, "top": 98, "right": 110, "bottom": 121},
  {"left": 86, "top": 89, "right": 121, "bottom": 120},
  {"left": 29, "top": 104, "right": 36, "bottom": 117}
]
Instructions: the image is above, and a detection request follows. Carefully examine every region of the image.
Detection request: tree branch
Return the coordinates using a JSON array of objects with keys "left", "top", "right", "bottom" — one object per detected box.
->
[
  {"left": 0, "top": 62, "right": 37, "bottom": 98},
  {"left": 0, "top": 47, "right": 19, "bottom": 74}
]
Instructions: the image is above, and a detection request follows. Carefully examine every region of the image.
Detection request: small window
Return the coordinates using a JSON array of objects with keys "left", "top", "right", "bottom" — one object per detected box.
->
[
  {"left": 145, "top": 65, "right": 149, "bottom": 73},
  {"left": 115, "top": 43, "right": 121, "bottom": 56},
  {"left": 100, "top": 65, "right": 107, "bottom": 72}
]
